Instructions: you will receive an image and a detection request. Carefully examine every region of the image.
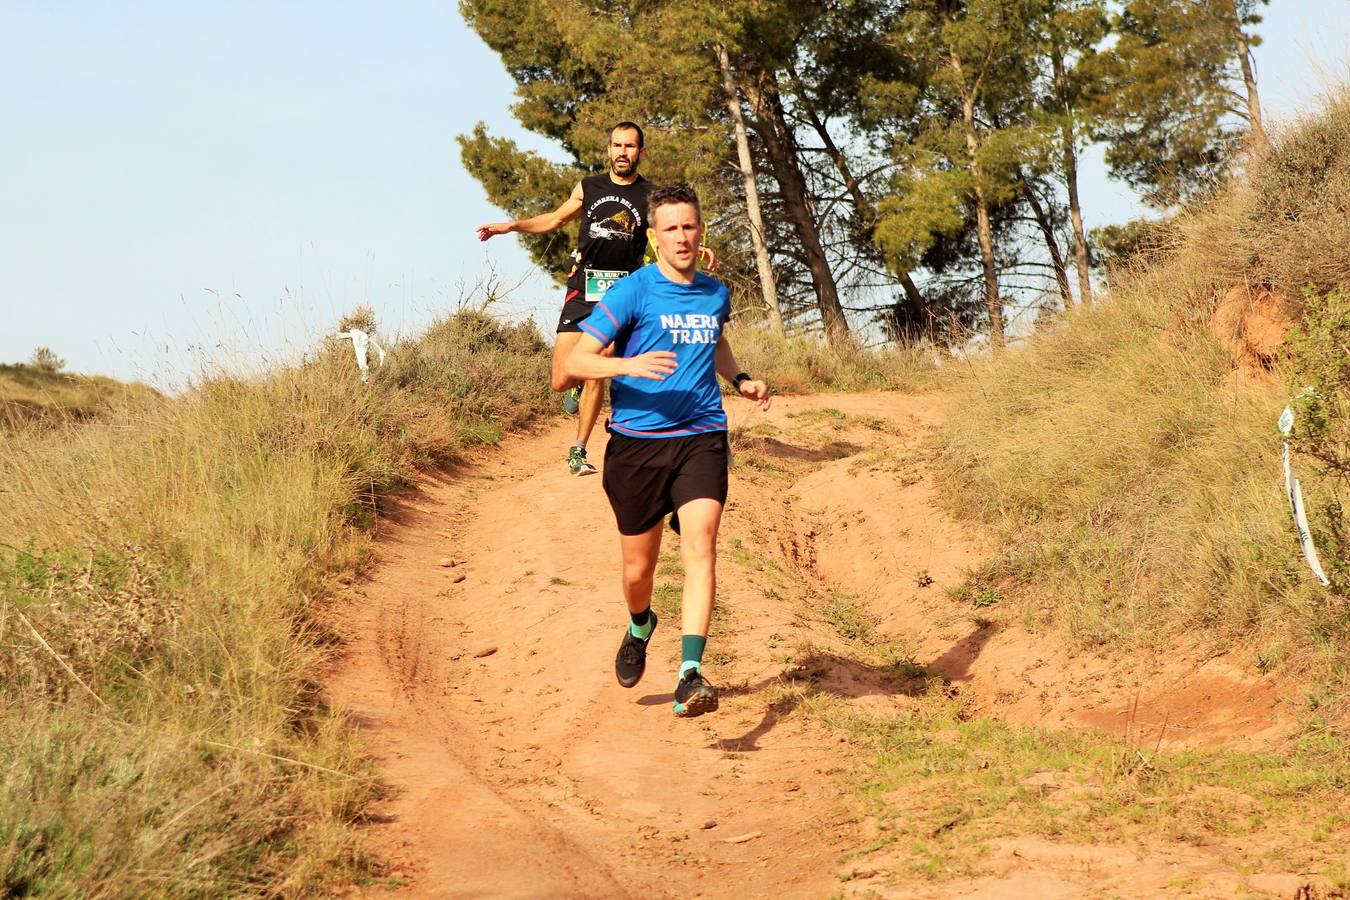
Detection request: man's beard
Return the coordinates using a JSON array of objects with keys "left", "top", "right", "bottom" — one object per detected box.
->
[{"left": 610, "top": 156, "right": 638, "bottom": 176}]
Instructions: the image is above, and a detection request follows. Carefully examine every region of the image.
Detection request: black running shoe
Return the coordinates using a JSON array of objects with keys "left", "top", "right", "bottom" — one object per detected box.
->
[
  {"left": 615, "top": 611, "right": 657, "bottom": 688},
  {"left": 673, "top": 667, "right": 719, "bottom": 718}
]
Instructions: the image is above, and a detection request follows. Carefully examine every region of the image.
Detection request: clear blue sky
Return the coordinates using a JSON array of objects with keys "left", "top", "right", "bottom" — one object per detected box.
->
[{"left": 2, "top": 2, "right": 1347, "bottom": 383}]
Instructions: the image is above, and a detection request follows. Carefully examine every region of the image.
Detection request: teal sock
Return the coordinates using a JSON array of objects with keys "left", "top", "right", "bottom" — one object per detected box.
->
[
  {"left": 680, "top": 634, "right": 706, "bottom": 677},
  {"left": 629, "top": 609, "right": 654, "bottom": 640}
]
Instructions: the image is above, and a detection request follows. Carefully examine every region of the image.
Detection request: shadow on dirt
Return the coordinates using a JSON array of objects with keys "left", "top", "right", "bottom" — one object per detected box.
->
[
  {"left": 370, "top": 462, "right": 479, "bottom": 529},
  {"left": 662, "top": 626, "right": 1001, "bottom": 752},
  {"left": 928, "top": 623, "right": 999, "bottom": 683},
  {"left": 734, "top": 433, "right": 864, "bottom": 464}
]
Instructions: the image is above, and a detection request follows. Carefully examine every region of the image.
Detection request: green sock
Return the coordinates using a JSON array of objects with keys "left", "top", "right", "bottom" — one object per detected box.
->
[
  {"left": 629, "top": 609, "right": 653, "bottom": 640},
  {"left": 680, "top": 634, "right": 706, "bottom": 677}
]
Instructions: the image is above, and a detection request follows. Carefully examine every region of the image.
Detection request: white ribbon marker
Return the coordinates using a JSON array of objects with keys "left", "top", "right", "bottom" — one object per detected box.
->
[
  {"left": 335, "top": 328, "right": 387, "bottom": 382},
  {"left": 1278, "top": 404, "right": 1331, "bottom": 587}
]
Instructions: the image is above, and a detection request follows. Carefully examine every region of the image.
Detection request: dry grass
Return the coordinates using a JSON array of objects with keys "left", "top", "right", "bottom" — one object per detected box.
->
[
  {"left": 724, "top": 322, "right": 936, "bottom": 395},
  {"left": 937, "top": 90, "right": 1350, "bottom": 707},
  {"left": 0, "top": 308, "right": 553, "bottom": 896},
  {"left": 0, "top": 363, "right": 160, "bottom": 430}
]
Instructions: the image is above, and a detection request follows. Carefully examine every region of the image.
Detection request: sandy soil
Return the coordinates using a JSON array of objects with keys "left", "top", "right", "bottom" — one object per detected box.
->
[{"left": 325, "top": 392, "right": 1320, "bottom": 899}]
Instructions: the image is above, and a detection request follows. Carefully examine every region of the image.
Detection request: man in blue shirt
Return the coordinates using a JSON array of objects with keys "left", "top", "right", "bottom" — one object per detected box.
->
[{"left": 565, "top": 183, "right": 770, "bottom": 718}]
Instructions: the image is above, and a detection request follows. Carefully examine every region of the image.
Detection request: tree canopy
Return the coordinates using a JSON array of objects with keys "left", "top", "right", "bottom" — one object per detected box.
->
[{"left": 461, "top": 0, "right": 1269, "bottom": 348}]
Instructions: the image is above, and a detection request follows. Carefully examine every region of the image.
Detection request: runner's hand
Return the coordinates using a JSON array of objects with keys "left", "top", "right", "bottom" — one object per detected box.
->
[
  {"left": 623, "top": 351, "right": 678, "bottom": 380},
  {"left": 737, "top": 379, "right": 771, "bottom": 411},
  {"left": 475, "top": 223, "right": 510, "bottom": 241}
]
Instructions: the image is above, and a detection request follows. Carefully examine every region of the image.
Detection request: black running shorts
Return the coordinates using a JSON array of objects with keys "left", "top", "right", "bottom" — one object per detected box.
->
[
  {"left": 556, "top": 289, "right": 597, "bottom": 334},
  {"left": 602, "top": 430, "right": 730, "bottom": 536}
]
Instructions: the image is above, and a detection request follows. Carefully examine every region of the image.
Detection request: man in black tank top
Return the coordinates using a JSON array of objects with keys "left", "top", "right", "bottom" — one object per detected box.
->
[{"left": 476, "top": 122, "right": 653, "bottom": 477}]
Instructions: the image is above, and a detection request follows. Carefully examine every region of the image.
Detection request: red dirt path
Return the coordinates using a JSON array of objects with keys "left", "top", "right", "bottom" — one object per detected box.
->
[{"left": 326, "top": 392, "right": 1304, "bottom": 898}]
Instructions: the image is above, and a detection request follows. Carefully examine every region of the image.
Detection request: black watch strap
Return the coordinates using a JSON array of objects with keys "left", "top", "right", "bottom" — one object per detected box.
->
[{"left": 733, "top": 372, "right": 751, "bottom": 387}]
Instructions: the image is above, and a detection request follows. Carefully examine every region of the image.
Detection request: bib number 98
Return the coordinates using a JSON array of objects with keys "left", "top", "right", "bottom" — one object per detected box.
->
[{"left": 585, "top": 269, "right": 627, "bottom": 305}]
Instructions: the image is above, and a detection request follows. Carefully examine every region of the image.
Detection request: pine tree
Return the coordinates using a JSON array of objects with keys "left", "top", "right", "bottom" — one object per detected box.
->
[
  {"left": 871, "top": 0, "right": 1048, "bottom": 348},
  {"left": 1097, "top": 0, "right": 1260, "bottom": 207},
  {"left": 1035, "top": 0, "right": 1111, "bottom": 304},
  {"left": 1224, "top": 0, "right": 1270, "bottom": 148}
]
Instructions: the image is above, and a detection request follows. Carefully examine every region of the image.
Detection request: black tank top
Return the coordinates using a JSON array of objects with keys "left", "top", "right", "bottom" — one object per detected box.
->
[{"left": 566, "top": 173, "right": 653, "bottom": 293}]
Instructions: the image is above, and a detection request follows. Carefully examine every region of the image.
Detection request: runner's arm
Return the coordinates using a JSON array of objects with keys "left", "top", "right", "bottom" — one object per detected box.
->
[
  {"left": 475, "top": 183, "right": 584, "bottom": 241},
  {"left": 566, "top": 334, "right": 677, "bottom": 382},
  {"left": 714, "top": 336, "right": 771, "bottom": 410}
]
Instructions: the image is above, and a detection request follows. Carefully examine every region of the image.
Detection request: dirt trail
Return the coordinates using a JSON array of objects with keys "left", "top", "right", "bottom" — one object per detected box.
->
[{"left": 326, "top": 392, "right": 1301, "bottom": 899}]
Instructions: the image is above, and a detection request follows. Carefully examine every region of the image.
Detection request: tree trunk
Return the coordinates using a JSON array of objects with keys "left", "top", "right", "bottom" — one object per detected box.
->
[
  {"left": 716, "top": 45, "right": 784, "bottom": 336},
  {"left": 742, "top": 71, "right": 851, "bottom": 349},
  {"left": 1227, "top": 0, "right": 1268, "bottom": 148},
  {"left": 954, "top": 63, "right": 1002, "bottom": 348},
  {"left": 1051, "top": 45, "right": 1092, "bottom": 304},
  {"left": 1020, "top": 176, "right": 1073, "bottom": 310},
  {"left": 973, "top": 188, "right": 1002, "bottom": 348},
  {"left": 785, "top": 66, "right": 929, "bottom": 336}
]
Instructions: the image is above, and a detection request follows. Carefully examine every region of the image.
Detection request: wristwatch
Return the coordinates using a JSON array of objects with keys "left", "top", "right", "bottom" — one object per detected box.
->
[{"left": 733, "top": 372, "right": 751, "bottom": 388}]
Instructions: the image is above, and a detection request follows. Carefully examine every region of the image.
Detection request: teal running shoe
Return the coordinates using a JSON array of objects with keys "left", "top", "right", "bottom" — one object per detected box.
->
[
  {"left": 562, "top": 385, "right": 582, "bottom": 415},
  {"left": 567, "top": 445, "right": 597, "bottom": 476}
]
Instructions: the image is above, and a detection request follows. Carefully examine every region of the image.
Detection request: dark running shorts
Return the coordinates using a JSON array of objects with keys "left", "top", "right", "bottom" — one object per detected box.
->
[
  {"left": 603, "top": 430, "right": 730, "bottom": 536},
  {"left": 556, "top": 289, "right": 597, "bottom": 334}
]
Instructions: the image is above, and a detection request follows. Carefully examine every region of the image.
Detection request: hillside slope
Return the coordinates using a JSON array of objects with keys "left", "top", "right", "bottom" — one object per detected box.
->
[{"left": 0, "top": 362, "right": 159, "bottom": 428}]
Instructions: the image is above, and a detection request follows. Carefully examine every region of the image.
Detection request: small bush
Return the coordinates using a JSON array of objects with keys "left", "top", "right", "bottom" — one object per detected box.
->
[
  {"left": 28, "top": 346, "right": 65, "bottom": 373},
  {"left": 337, "top": 304, "right": 378, "bottom": 335}
]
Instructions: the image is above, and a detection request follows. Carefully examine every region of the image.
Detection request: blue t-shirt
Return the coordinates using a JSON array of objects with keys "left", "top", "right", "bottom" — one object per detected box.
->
[{"left": 579, "top": 264, "right": 731, "bottom": 439}]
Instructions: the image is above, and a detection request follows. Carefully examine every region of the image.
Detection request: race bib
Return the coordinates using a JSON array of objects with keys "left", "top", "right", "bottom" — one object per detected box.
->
[{"left": 585, "top": 268, "right": 627, "bottom": 305}]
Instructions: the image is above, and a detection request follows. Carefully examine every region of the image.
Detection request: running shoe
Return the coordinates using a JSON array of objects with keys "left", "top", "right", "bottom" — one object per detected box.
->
[
  {"left": 567, "top": 446, "right": 597, "bottom": 476},
  {"left": 614, "top": 611, "right": 657, "bottom": 688},
  {"left": 562, "top": 385, "right": 582, "bottom": 415},
  {"left": 673, "top": 668, "right": 719, "bottom": 718}
]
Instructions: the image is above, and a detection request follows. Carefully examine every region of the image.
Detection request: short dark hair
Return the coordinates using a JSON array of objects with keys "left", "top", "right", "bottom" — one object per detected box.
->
[
  {"left": 647, "top": 182, "right": 701, "bottom": 225},
  {"left": 610, "top": 121, "right": 644, "bottom": 149}
]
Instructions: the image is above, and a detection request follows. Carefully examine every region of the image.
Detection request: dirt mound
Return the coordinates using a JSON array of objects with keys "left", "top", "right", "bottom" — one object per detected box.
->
[{"left": 1211, "top": 283, "right": 1292, "bottom": 377}]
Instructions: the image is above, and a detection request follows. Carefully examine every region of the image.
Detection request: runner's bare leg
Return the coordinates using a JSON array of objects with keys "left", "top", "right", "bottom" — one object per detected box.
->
[
  {"left": 619, "top": 521, "right": 663, "bottom": 617},
  {"left": 551, "top": 332, "right": 582, "bottom": 392},
  {"left": 673, "top": 498, "right": 723, "bottom": 638}
]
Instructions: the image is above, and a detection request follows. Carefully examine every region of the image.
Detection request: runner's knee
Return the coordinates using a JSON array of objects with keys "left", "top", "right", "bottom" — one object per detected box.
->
[
  {"left": 680, "top": 535, "right": 716, "bottom": 568},
  {"left": 622, "top": 557, "right": 656, "bottom": 587}
]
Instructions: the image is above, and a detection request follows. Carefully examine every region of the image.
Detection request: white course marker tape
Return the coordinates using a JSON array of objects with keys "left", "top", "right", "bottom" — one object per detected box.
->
[{"left": 1278, "top": 404, "right": 1331, "bottom": 587}]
